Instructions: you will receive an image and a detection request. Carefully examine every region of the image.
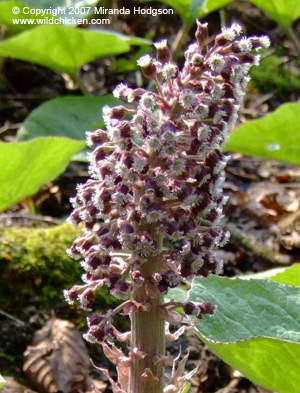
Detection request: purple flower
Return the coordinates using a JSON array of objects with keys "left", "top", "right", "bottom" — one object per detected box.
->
[{"left": 66, "top": 21, "right": 269, "bottom": 393}]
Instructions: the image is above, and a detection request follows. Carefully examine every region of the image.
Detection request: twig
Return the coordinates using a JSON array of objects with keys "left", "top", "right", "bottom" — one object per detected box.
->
[
  {"left": 0, "top": 120, "right": 22, "bottom": 134},
  {"left": 0, "top": 213, "right": 64, "bottom": 225},
  {"left": 226, "top": 223, "right": 292, "bottom": 265},
  {"left": 278, "top": 210, "right": 300, "bottom": 230},
  {"left": 171, "top": 21, "right": 193, "bottom": 57},
  {"left": 214, "top": 376, "right": 240, "bottom": 393},
  {"left": 219, "top": 9, "right": 227, "bottom": 29},
  {"left": 0, "top": 309, "right": 25, "bottom": 325}
]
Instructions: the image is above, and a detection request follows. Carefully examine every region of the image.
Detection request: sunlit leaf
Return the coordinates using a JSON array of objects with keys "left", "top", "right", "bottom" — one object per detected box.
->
[
  {"left": 0, "top": 1, "right": 55, "bottom": 33},
  {"left": 249, "top": 0, "right": 300, "bottom": 28},
  {"left": 241, "top": 263, "right": 300, "bottom": 286},
  {"left": 22, "top": 0, "right": 97, "bottom": 23},
  {"left": 0, "top": 137, "right": 84, "bottom": 211},
  {"left": 0, "top": 24, "right": 149, "bottom": 76},
  {"left": 225, "top": 101, "right": 300, "bottom": 165}
]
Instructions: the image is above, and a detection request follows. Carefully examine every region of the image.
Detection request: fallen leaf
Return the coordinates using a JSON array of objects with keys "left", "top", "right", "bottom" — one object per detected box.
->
[{"left": 23, "top": 318, "right": 91, "bottom": 393}]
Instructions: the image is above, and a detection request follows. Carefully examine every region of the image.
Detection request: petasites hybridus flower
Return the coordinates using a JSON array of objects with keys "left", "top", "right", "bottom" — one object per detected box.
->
[{"left": 65, "top": 21, "right": 269, "bottom": 393}]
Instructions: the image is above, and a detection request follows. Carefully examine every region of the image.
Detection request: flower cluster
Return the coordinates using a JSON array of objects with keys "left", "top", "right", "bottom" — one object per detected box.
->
[{"left": 65, "top": 21, "right": 269, "bottom": 393}]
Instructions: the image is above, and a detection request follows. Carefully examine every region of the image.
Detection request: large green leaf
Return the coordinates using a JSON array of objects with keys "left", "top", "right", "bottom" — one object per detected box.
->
[
  {"left": 17, "top": 95, "right": 120, "bottom": 161},
  {"left": 0, "top": 137, "right": 84, "bottom": 211},
  {"left": 17, "top": 96, "right": 117, "bottom": 140},
  {"left": 166, "top": 286, "right": 188, "bottom": 303},
  {"left": 248, "top": 0, "right": 300, "bottom": 28},
  {"left": 0, "top": 0, "right": 99, "bottom": 33},
  {"left": 225, "top": 101, "right": 300, "bottom": 165},
  {"left": 0, "top": 24, "right": 149, "bottom": 76},
  {"left": 189, "top": 276, "right": 300, "bottom": 393},
  {"left": 0, "top": 1, "right": 55, "bottom": 33},
  {"left": 22, "top": 0, "right": 98, "bottom": 23}
]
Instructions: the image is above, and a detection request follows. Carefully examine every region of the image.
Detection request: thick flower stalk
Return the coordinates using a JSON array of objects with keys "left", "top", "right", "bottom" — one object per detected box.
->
[{"left": 65, "top": 21, "right": 269, "bottom": 393}]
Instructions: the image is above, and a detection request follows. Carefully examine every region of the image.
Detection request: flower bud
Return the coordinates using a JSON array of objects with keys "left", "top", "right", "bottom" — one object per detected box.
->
[
  {"left": 87, "top": 313, "right": 105, "bottom": 327},
  {"left": 184, "top": 301, "right": 201, "bottom": 318},
  {"left": 154, "top": 39, "right": 171, "bottom": 64},
  {"left": 80, "top": 288, "right": 95, "bottom": 310},
  {"left": 84, "top": 325, "right": 104, "bottom": 343},
  {"left": 137, "top": 55, "right": 157, "bottom": 79},
  {"left": 111, "top": 280, "right": 130, "bottom": 299},
  {"left": 86, "top": 129, "right": 107, "bottom": 147},
  {"left": 195, "top": 20, "right": 208, "bottom": 49},
  {"left": 199, "top": 301, "right": 216, "bottom": 314}
]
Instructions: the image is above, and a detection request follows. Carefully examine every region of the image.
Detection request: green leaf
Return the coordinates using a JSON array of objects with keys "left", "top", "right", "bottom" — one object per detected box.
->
[
  {"left": 189, "top": 275, "right": 300, "bottom": 393},
  {"left": 248, "top": 0, "right": 300, "bottom": 28},
  {"left": 0, "top": 2, "right": 55, "bottom": 33},
  {"left": 190, "top": 0, "right": 205, "bottom": 16},
  {"left": 0, "top": 0, "right": 99, "bottom": 33},
  {"left": 241, "top": 263, "right": 300, "bottom": 286},
  {"left": 17, "top": 95, "right": 119, "bottom": 141},
  {"left": 153, "top": 0, "right": 191, "bottom": 21},
  {"left": 147, "top": 0, "right": 233, "bottom": 21},
  {"left": 0, "top": 374, "right": 6, "bottom": 389},
  {"left": 17, "top": 95, "right": 120, "bottom": 161},
  {"left": 225, "top": 101, "right": 300, "bottom": 165},
  {"left": 198, "top": 0, "right": 233, "bottom": 18},
  {"left": 269, "top": 263, "right": 300, "bottom": 286},
  {"left": 22, "top": 0, "right": 98, "bottom": 23},
  {"left": 165, "top": 287, "right": 188, "bottom": 303},
  {"left": 0, "top": 137, "right": 84, "bottom": 211},
  {"left": 161, "top": 0, "right": 299, "bottom": 25},
  {"left": 0, "top": 24, "right": 149, "bottom": 76}
]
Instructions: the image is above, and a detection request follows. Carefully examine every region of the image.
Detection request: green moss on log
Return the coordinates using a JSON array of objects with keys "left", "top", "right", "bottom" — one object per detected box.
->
[{"left": 0, "top": 223, "right": 116, "bottom": 311}]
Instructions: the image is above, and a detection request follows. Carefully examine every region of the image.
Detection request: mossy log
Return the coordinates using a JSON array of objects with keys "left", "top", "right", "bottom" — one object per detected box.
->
[{"left": 0, "top": 223, "right": 116, "bottom": 312}]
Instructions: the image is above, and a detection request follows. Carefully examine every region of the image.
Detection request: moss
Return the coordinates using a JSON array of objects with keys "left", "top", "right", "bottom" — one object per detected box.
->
[
  {"left": 0, "top": 223, "right": 123, "bottom": 380},
  {"left": 0, "top": 223, "right": 117, "bottom": 312}
]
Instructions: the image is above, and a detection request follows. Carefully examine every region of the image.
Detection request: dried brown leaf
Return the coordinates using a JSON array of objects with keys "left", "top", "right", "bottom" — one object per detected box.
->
[
  {"left": 94, "top": 367, "right": 127, "bottom": 393},
  {"left": 165, "top": 323, "right": 186, "bottom": 341},
  {"left": 23, "top": 318, "right": 91, "bottom": 393},
  {"left": 101, "top": 342, "right": 127, "bottom": 366}
]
